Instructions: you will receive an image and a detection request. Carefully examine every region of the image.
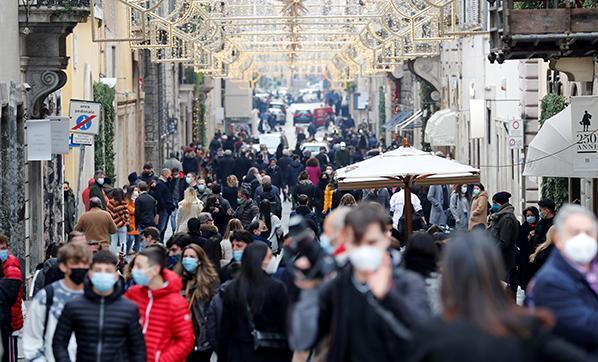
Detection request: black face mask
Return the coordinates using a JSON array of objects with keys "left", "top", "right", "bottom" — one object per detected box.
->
[{"left": 69, "top": 268, "right": 89, "bottom": 285}]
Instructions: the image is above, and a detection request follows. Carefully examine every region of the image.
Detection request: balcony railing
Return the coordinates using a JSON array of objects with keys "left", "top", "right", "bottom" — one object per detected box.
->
[{"left": 488, "top": 0, "right": 598, "bottom": 61}]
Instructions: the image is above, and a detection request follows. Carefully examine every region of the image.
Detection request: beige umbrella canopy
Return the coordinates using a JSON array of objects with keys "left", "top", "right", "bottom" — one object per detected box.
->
[{"left": 335, "top": 143, "right": 480, "bottom": 237}]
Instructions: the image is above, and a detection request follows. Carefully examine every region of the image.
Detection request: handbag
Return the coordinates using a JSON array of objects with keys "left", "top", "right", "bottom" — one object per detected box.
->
[{"left": 245, "top": 304, "right": 288, "bottom": 350}]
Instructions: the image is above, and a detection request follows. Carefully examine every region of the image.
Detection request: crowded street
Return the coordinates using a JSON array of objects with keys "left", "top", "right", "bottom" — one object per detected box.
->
[{"left": 1, "top": 0, "right": 598, "bottom": 361}]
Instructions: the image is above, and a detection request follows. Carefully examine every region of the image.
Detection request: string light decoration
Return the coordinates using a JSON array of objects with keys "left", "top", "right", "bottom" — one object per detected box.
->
[{"left": 93, "top": 0, "right": 483, "bottom": 81}]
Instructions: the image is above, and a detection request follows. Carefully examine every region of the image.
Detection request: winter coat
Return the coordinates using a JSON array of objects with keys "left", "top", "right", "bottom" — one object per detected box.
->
[
  {"left": 182, "top": 153, "right": 199, "bottom": 175},
  {"left": 200, "top": 225, "right": 224, "bottom": 271},
  {"left": 488, "top": 204, "right": 520, "bottom": 273},
  {"left": 305, "top": 166, "right": 321, "bottom": 186},
  {"left": 255, "top": 191, "right": 282, "bottom": 219},
  {"left": 449, "top": 192, "right": 469, "bottom": 231},
  {"left": 183, "top": 281, "right": 219, "bottom": 354},
  {"left": 127, "top": 200, "right": 138, "bottom": 236},
  {"left": 293, "top": 180, "right": 316, "bottom": 202},
  {"left": 323, "top": 185, "right": 334, "bottom": 213},
  {"left": 52, "top": 280, "right": 146, "bottom": 362},
  {"left": 64, "top": 189, "right": 77, "bottom": 235},
  {"left": 107, "top": 199, "right": 130, "bottom": 228},
  {"left": 517, "top": 221, "right": 536, "bottom": 290},
  {"left": 219, "top": 274, "right": 291, "bottom": 362},
  {"left": 408, "top": 316, "right": 588, "bottom": 362},
  {"left": 125, "top": 269, "right": 195, "bottom": 362},
  {"left": 217, "top": 156, "right": 236, "bottom": 183},
  {"left": 150, "top": 179, "right": 175, "bottom": 213},
  {"left": 0, "top": 277, "right": 21, "bottom": 358},
  {"left": 277, "top": 156, "right": 292, "bottom": 186},
  {"left": 287, "top": 161, "right": 304, "bottom": 187},
  {"left": 468, "top": 191, "right": 488, "bottom": 230},
  {"left": 134, "top": 192, "right": 157, "bottom": 228},
  {"left": 222, "top": 186, "right": 239, "bottom": 209},
  {"left": 315, "top": 153, "right": 330, "bottom": 171},
  {"left": 427, "top": 185, "right": 447, "bottom": 226},
  {"left": 89, "top": 182, "right": 107, "bottom": 210},
  {"left": 334, "top": 149, "right": 350, "bottom": 168},
  {"left": 234, "top": 157, "right": 253, "bottom": 181},
  {"left": 531, "top": 217, "right": 554, "bottom": 249},
  {"left": 176, "top": 199, "right": 204, "bottom": 233},
  {"left": 233, "top": 199, "right": 259, "bottom": 228},
  {"left": 531, "top": 250, "right": 598, "bottom": 358},
  {"left": 3, "top": 255, "right": 23, "bottom": 332},
  {"left": 266, "top": 166, "right": 282, "bottom": 188},
  {"left": 75, "top": 208, "right": 118, "bottom": 243}
]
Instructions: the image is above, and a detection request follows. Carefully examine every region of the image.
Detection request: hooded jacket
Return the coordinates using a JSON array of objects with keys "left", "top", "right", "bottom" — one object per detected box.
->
[
  {"left": 469, "top": 191, "right": 489, "bottom": 230},
  {"left": 125, "top": 269, "right": 195, "bottom": 362},
  {"left": 488, "top": 203, "right": 520, "bottom": 272},
  {"left": 52, "top": 279, "right": 146, "bottom": 362}
]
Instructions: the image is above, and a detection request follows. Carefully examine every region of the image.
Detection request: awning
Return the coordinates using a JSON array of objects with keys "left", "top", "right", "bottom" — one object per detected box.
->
[
  {"left": 523, "top": 104, "right": 596, "bottom": 178},
  {"left": 397, "top": 110, "right": 423, "bottom": 134},
  {"left": 424, "top": 109, "right": 457, "bottom": 146},
  {"left": 384, "top": 110, "right": 412, "bottom": 129}
]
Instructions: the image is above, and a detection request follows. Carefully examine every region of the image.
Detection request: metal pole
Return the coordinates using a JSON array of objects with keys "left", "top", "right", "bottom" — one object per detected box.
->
[
  {"left": 404, "top": 176, "right": 414, "bottom": 240},
  {"left": 76, "top": 145, "right": 86, "bottom": 215}
]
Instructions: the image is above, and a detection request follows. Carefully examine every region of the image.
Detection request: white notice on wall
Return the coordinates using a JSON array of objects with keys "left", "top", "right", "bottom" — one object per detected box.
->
[
  {"left": 49, "top": 117, "right": 70, "bottom": 154},
  {"left": 27, "top": 119, "right": 52, "bottom": 161}
]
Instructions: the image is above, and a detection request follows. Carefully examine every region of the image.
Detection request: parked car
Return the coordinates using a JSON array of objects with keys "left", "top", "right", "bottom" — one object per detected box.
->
[
  {"left": 269, "top": 101, "right": 286, "bottom": 125},
  {"left": 293, "top": 109, "right": 313, "bottom": 125},
  {"left": 313, "top": 106, "right": 335, "bottom": 127},
  {"left": 302, "top": 142, "right": 329, "bottom": 155}
]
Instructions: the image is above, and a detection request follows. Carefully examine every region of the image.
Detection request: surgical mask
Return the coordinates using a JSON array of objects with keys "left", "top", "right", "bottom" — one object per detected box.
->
[
  {"left": 232, "top": 250, "right": 243, "bottom": 262},
  {"left": 563, "top": 233, "right": 597, "bottom": 265},
  {"left": 91, "top": 272, "right": 116, "bottom": 293},
  {"left": 348, "top": 245, "right": 385, "bottom": 273},
  {"left": 263, "top": 257, "right": 278, "bottom": 275},
  {"left": 461, "top": 186, "right": 468, "bottom": 194},
  {"left": 185, "top": 177, "right": 192, "bottom": 184},
  {"left": 69, "top": 268, "right": 89, "bottom": 285},
  {"left": 319, "top": 235, "right": 334, "bottom": 254},
  {"left": 197, "top": 185, "right": 206, "bottom": 192},
  {"left": 97, "top": 178, "right": 105, "bottom": 185},
  {"left": 132, "top": 191, "right": 140, "bottom": 200},
  {"left": 0, "top": 250, "right": 8, "bottom": 262},
  {"left": 131, "top": 268, "right": 151, "bottom": 286},
  {"left": 491, "top": 202, "right": 501, "bottom": 213},
  {"left": 182, "top": 257, "right": 199, "bottom": 273},
  {"left": 237, "top": 198, "right": 243, "bottom": 205},
  {"left": 472, "top": 189, "right": 481, "bottom": 197},
  {"left": 526, "top": 216, "right": 537, "bottom": 224}
]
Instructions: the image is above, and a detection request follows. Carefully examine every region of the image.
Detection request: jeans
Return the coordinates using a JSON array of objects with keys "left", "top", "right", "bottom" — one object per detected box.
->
[
  {"left": 126, "top": 234, "right": 140, "bottom": 254},
  {"left": 158, "top": 209, "right": 172, "bottom": 242},
  {"left": 110, "top": 226, "right": 128, "bottom": 254},
  {"left": 170, "top": 207, "right": 178, "bottom": 233}
]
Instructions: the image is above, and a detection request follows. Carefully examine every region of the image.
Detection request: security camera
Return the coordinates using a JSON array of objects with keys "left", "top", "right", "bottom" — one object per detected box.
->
[{"left": 22, "top": 83, "right": 32, "bottom": 92}]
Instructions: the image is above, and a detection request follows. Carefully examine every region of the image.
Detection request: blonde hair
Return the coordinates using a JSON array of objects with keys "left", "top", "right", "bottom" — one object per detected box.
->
[
  {"left": 181, "top": 187, "right": 199, "bottom": 211},
  {"left": 529, "top": 226, "right": 556, "bottom": 263},
  {"left": 224, "top": 218, "right": 243, "bottom": 240},
  {"left": 227, "top": 175, "right": 239, "bottom": 188}
]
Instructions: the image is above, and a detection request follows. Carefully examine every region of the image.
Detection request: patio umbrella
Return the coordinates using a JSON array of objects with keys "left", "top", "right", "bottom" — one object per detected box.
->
[{"left": 336, "top": 142, "right": 480, "bottom": 237}]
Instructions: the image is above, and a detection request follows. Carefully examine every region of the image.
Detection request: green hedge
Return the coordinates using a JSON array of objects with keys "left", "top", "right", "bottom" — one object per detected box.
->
[{"left": 93, "top": 82, "right": 116, "bottom": 179}]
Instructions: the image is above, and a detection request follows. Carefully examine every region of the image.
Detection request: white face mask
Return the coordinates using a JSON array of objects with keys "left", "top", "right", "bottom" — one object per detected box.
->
[
  {"left": 461, "top": 186, "right": 468, "bottom": 194},
  {"left": 263, "top": 256, "right": 278, "bottom": 275},
  {"left": 563, "top": 233, "right": 597, "bottom": 265},
  {"left": 348, "top": 245, "right": 384, "bottom": 273}
]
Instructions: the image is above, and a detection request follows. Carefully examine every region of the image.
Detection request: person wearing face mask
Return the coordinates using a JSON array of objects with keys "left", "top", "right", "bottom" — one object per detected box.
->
[
  {"left": 219, "top": 231, "right": 254, "bottom": 283},
  {"left": 166, "top": 233, "right": 187, "bottom": 270},
  {"left": 125, "top": 186, "right": 140, "bottom": 254},
  {"left": 24, "top": 243, "right": 91, "bottom": 362},
  {"left": 218, "top": 242, "right": 292, "bottom": 362},
  {"left": 517, "top": 206, "right": 540, "bottom": 291},
  {"left": 289, "top": 203, "right": 430, "bottom": 362},
  {"left": 88, "top": 170, "right": 108, "bottom": 210},
  {"left": 52, "top": 251, "right": 146, "bottom": 362},
  {"left": 125, "top": 246, "right": 195, "bottom": 362},
  {"left": 0, "top": 234, "right": 23, "bottom": 344},
  {"left": 531, "top": 198, "right": 556, "bottom": 249},
  {"left": 449, "top": 184, "right": 470, "bottom": 231},
  {"left": 530, "top": 205, "right": 598, "bottom": 358},
  {"left": 319, "top": 207, "right": 351, "bottom": 262},
  {"left": 174, "top": 244, "right": 220, "bottom": 362},
  {"left": 63, "top": 182, "right": 77, "bottom": 236},
  {"left": 468, "top": 183, "right": 489, "bottom": 230},
  {"left": 488, "top": 191, "right": 520, "bottom": 298},
  {"left": 233, "top": 189, "right": 260, "bottom": 229},
  {"left": 196, "top": 179, "right": 213, "bottom": 205}
]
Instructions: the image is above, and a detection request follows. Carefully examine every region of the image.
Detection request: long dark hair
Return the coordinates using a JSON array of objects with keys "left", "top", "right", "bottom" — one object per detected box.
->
[
  {"left": 441, "top": 232, "right": 552, "bottom": 336},
  {"left": 258, "top": 200, "right": 273, "bottom": 231},
  {"left": 231, "top": 242, "right": 269, "bottom": 314},
  {"left": 404, "top": 232, "right": 438, "bottom": 278}
]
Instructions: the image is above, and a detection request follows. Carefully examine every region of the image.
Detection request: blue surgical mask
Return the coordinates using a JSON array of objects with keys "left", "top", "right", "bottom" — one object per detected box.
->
[
  {"left": 319, "top": 235, "right": 334, "bottom": 254},
  {"left": 197, "top": 185, "right": 206, "bottom": 192},
  {"left": 232, "top": 250, "right": 243, "bottom": 262},
  {"left": 472, "top": 189, "right": 481, "bottom": 197},
  {"left": 237, "top": 198, "right": 242, "bottom": 205},
  {"left": 131, "top": 268, "right": 151, "bottom": 286},
  {"left": 526, "top": 216, "right": 537, "bottom": 224},
  {"left": 0, "top": 250, "right": 8, "bottom": 262},
  {"left": 91, "top": 272, "right": 116, "bottom": 293},
  {"left": 185, "top": 177, "right": 192, "bottom": 184},
  {"left": 182, "top": 257, "right": 199, "bottom": 273},
  {"left": 491, "top": 202, "right": 501, "bottom": 213}
]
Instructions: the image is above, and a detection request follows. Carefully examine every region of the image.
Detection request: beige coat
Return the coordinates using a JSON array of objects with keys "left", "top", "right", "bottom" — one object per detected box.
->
[
  {"left": 176, "top": 199, "right": 203, "bottom": 233},
  {"left": 75, "top": 208, "right": 117, "bottom": 243},
  {"left": 469, "top": 191, "right": 489, "bottom": 230}
]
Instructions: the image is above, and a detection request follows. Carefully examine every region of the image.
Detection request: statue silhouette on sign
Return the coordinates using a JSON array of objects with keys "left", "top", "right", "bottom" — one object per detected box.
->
[{"left": 580, "top": 110, "right": 592, "bottom": 132}]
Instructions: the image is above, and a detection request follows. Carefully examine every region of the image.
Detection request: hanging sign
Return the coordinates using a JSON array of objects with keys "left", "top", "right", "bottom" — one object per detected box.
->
[
  {"left": 69, "top": 100, "right": 102, "bottom": 135},
  {"left": 571, "top": 96, "right": 598, "bottom": 172}
]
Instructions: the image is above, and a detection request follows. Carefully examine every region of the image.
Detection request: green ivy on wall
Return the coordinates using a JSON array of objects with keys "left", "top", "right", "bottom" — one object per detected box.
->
[
  {"left": 378, "top": 87, "right": 385, "bottom": 135},
  {"left": 192, "top": 72, "right": 207, "bottom": 145},
  {"left": 419, "top": 81, "right": 434, "bottom": 151},
  {"left": 539, "top": 93, "right": 568, "bottom": 209},
  {"left": 93, "top": 82, "right": 116, "bottom": 179}
]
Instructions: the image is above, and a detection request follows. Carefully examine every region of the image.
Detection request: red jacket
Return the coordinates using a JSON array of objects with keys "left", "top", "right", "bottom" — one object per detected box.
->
[
  {"left": 3, "top": 255, "right": 23, "bottom": 331},
  {"left": 125, "top": 269, "right": 194, "bottom": 362}
]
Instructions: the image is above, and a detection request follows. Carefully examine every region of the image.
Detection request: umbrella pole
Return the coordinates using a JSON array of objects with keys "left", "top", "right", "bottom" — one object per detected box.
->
[{"left": 404, "top": 176, "right": 413, "bottom": 240}]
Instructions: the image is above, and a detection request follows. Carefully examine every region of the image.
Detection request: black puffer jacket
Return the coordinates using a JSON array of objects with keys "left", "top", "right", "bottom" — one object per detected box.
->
[{"left": 52, "top": 279, "right": 146, "bottom": 362}]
